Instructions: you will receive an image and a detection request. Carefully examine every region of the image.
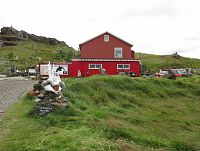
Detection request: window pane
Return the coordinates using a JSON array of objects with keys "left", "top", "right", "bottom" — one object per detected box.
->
[
  {"left": 89, "top": 64, "right": 102, "bottom": 69},
  {"left": 96, "top": 64, "right": 101, "bottom": 68},
  {"left": 104, "top": 35, "right": 109, "bottom": 42},
  {"left": 124, "top": 65, "right": 129, "bottom": 69},
  {"left": 118, "top": 65, "right": 123, "bottom": 69},
  {"left": 89, "top": 64, "right": 95, "bottom": 68},
  {"left": 115, "top": 48, "right": 122, "bottom": 58}
]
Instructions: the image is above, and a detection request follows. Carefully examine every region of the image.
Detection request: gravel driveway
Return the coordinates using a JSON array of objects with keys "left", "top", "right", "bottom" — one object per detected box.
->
[{"left": 0, "top": 77, "right": 35, "bottom": 118}]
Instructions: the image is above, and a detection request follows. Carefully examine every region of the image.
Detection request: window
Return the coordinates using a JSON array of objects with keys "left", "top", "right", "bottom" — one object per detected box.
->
[
  {"left": 117, "top": 64, "right": 130, "bottom": 69},
  {"left": 104, "top": 35, "right": 109, "bottom": 42},
  {"left": 124, "top": 64, "right": 129, "bottom": 69},
  {"left": 114, "top": 48, "right": 122, "bottom": 58},
  {"left": 89, "top": 64, "right": 102, "bottom": 69}
]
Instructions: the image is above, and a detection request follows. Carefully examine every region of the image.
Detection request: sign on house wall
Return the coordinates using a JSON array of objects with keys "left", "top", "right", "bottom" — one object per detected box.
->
[{"left": 40, "top": 64, "right": 68, "bottom": 76}]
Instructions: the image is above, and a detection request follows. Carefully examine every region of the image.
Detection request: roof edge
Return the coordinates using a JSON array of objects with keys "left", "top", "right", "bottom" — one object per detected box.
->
[
  {"left": 79, "top": 31, "right": 133, "bottom": 47},
  {"left": 71, "top": 58, "right": 140, "bottom": 62}
]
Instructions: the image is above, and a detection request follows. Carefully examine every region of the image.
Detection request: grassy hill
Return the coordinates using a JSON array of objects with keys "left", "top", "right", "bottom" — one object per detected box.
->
[
  {"left": 135, "top": 53, "right": 200, "bottom": 73},
  {"left": 1, "top": 75, "right": 200, "bottom": 150},
  {"left": 0, "top": 34, "right": 78, "bottom": 73},
  {"left": 1, "top": 30, "right": 199, "bottom": 75}
]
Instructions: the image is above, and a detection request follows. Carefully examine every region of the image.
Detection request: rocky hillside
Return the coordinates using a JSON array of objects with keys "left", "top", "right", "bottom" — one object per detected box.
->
[
  {"left": 0, "top": 26, "right": 66, "bottom": 45},
  {"left": 0, "top": 26, "right": 78, "bottom": 73}
]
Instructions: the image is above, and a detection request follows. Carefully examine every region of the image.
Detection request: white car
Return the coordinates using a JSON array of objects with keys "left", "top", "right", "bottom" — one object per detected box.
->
[{"left": 159, "top": 70, "right": 169, "bottom": 77}]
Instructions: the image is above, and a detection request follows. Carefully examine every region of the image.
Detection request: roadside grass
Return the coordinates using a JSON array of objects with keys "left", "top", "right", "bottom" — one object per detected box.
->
[{"left": 1, "top": 76, "right": 200, "bottom": 150}]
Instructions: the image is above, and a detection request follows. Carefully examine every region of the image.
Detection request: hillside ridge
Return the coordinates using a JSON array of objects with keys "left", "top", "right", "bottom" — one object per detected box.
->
[
  {"left": 0, "top": 26, "right": 77, "bottom": 73},
  {"left": 135, "top": 52, "right": 200, "bottom": 72},
  {"left": 0, "top": 26, "right": 66, "bottom": 45}
]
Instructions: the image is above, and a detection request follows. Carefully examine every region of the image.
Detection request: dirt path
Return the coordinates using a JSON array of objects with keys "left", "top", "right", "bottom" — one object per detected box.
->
[{"left": 0, "top": 77, "right": 35, "bottom": 119}]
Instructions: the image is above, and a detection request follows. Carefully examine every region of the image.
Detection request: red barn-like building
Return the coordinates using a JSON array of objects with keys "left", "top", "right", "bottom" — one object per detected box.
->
[
  {"left": 40, "top": 32, "right": 141, "bottom": 78},
  {"left": 79, "top": 32, "right": 135, "bottom": 59}
]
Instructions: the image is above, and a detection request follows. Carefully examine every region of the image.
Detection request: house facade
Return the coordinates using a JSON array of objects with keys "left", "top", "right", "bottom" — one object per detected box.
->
[
  {"left": 40, "top": 32, "right": 141, "bottom": 78},
  {"left": 79, "top": 32, "right": 135, "bottom": 59}
]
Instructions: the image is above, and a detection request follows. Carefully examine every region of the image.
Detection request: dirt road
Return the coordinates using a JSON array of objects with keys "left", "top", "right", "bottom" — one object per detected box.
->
[{"left": 0, "top": 77, "right": 35, "bottom": 118}]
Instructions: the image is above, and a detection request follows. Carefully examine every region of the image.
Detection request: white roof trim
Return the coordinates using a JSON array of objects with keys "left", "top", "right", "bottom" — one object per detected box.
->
[{"left": 72, "top": 58, "right": 140, "bottom": 62}]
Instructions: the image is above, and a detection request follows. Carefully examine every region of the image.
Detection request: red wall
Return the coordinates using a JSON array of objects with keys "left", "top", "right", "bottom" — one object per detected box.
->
[
  {"left": 40, "top": 61, "right": 141, "bottom": 78},
  {"left": 80, "top": 33, "right": 133, "bottom": 59},
  {"left": 131, "top": 51, "right": 135, "bottom": 59},
  {"left": 69, "top": 60, "right": 141, "bottom": 77}
]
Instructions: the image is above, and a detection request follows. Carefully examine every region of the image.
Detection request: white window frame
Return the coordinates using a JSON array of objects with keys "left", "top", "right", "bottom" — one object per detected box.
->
[
  {"left": 104, "top": 35, "right": 109, "bottom": 42},
  {"left": 114, "top": 48, "right": 122, "bottom": 58},
  {"left": 117, "top": 64, "right": 130, "bottom": 70},
  {"left": 89, "top": 64, "right": 102, "bottom": 69}
]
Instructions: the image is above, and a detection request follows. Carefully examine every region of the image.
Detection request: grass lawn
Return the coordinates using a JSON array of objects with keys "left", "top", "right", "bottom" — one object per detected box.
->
[{"left": 1, "top": 76, "right": 200, "bottom": 150}]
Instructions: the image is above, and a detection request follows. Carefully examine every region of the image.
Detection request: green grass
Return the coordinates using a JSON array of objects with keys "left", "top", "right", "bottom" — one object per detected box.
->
[
  {"left": 1, "top": 76, "right": 200, "bottom": 150},
  {"left": 0, "top": 35, "right": 79, "bottom": 73},
  {"left": 136, "top": 53, "right": 200, "bottom": 72}
]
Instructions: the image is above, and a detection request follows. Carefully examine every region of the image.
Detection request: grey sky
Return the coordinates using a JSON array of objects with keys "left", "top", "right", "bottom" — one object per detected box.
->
[{"left": 1, "top": 0, "right": 200, "bottom": 58}]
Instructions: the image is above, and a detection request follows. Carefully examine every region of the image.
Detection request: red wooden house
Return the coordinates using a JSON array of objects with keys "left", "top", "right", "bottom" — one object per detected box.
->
[
  {"left": 40, "top": 32, "right": 141, "bottom": 78},
  {"left": 69, "top": 32, "right": 141, "bottom": 77}
]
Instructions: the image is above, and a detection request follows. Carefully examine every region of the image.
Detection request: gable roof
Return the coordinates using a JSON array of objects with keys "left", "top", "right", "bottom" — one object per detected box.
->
[{"left": 79, "top": 31, "right": 133, "bottom": 47}]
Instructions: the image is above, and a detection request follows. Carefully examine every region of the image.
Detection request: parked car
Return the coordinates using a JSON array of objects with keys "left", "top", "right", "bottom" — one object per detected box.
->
[
  {"left": 155, "top": 70, "right": 169, "bottom": 77},
  {"left": 171, "top": 69, "right": 183, "bottom": 77},
  {"left": 181, "top": 68, "right": 192, "bottom": 77}
]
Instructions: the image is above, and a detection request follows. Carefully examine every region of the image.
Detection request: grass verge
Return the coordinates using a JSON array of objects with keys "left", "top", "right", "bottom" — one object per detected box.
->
[{"left": 1, "top": 76, "right": 200, "bottom": 150}]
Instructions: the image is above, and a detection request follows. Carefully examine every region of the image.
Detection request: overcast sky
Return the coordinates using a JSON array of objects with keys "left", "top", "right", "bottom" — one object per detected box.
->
[{"left": 1, "top": 0, "right": 200, "bottom": 59}]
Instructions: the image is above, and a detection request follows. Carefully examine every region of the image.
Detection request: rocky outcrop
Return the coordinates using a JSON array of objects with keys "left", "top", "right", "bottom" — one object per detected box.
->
[
  {"left": 0, "top": 41, "right": 17, "bottom": 47},
  {"left": 0, "top": 27, "right": 66, "bottom": 45}
]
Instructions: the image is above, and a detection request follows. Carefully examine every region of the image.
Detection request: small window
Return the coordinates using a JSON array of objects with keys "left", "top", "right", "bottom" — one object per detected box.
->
[
  {"left": 104, "top": 35, "right": 109, "bottom": 42},
  {"left": 117, "top": 64, "right": 130, "bottom": 70},
  {"left": 124, "top": 65, "right": 129, "bottom": 69},
  {"left": 89, "top": 64, "right": 96, "bottom": 69},
  {"left": 89, "top": 64, "right": 102, "bottom": 69},
  {"left": 96, "top": 64, "right": 102, "bottom": 68},
  {"left": 114, "top": 48, "right": 122, "bottom": 58},
  {"left": 118, "top": 65, "right": 123, "bottom": 69}
]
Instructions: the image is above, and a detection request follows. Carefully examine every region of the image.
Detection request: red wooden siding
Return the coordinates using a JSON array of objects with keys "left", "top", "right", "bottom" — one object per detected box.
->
[
  {"left": 80, "top": 32, "right": 134, "bottom": 59},
  {"left": 131, "top": 51, "right": 135, "bottom": 59},
  {"left": 68, "top": 59, "right": 141, "bottom": 77}
]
